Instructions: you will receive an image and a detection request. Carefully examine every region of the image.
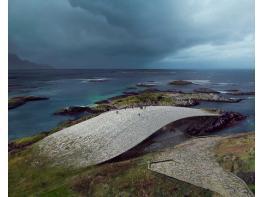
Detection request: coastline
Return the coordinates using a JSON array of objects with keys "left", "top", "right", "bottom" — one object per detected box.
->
[{"left": 8, "top": 74, "right": 255, "bottom": 196}]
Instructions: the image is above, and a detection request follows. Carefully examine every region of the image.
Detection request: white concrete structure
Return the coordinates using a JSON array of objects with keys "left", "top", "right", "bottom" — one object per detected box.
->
[
  {"left": 149, "top": 136, "right": 254, "bottom": 197},
  {"left": 37, "top": 106, "right": 218, "bottom": 168}
]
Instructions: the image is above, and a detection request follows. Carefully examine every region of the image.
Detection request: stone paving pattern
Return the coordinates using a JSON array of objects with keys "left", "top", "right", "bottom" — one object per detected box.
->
[
  {"left": 37, "top": 106, "right": 217, "bottom": 168},
  {"left": 149, "top": 137, "right": 254, "bottom": 197}
]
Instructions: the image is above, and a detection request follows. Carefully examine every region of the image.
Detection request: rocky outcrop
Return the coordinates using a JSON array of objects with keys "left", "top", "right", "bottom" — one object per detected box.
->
[
  {"left": 95, "top": 90, "right": 242, "bottom": 109},
  {"left": 166, "top": 89, "right": 184, "bottom": 93},
  {"left": 169, "top": 80, "right": 193, "bottom": 85},
  {"left": 54, "top": 106, "right": 103, "bottom": 116},
  {"left": 193, "top": 88, "right": 219, "bottom": 94},
  {"left": 94, "top": 94, "right": 132, "bottom": 104},
  {"left": 122, "top": 91, "right": 139, "bottom": 96},
  {"left": 184, "top": 112, "right": 246, "bottom": 136},
  {"left": 8, "top": 96, "right": 49, "bottom": 109},
  {"left": 227, "top": 91, "right": 255, "bottom": 96}
]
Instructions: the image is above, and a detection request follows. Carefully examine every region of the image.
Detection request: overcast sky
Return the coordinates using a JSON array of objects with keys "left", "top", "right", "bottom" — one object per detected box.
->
[{"left": 9, "top": 0, "right": 254, "bottom": 69}]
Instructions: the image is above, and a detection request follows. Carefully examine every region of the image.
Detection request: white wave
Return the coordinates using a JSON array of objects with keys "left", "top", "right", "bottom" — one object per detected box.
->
[
  {"left": 136, "top": 82, "right": 159, "bottom": 86},
  {"left": 217, "top": 90, "right": 229, "bottom": 94},
  {"left": 81, "top": 78, "right": 111, "bottom": 83},
  {"left": 214, "top": 82, "right": 236, "bottom": 86},
  {"left": 185, "top": 80, "right": 211, "bottom": 85}
]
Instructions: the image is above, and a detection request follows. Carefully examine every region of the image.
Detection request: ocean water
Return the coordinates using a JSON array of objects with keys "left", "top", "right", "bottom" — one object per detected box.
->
[{"left": 8, "top": 69, "right": 255, "bottom": 140}]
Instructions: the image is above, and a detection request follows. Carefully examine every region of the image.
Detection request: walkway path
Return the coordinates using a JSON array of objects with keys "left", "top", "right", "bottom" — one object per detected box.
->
[
  {"left": 37, "top": 106, "right": 217, "bottom": 168},
  {"left": 148, "top": 137, "right": 254, "bottom": 197}
]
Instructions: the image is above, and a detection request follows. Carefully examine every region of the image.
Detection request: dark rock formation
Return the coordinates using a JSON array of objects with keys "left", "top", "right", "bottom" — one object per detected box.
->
[
  {"left": 237, "top": 172, "right": 255, "bottom": 185},
  {"left": 94, "top": 99, "right": 110, "bottom": 104},
  {"left": 122, "top": 91, "right": 139, "bottom": 96},
  {"left": 54, "top": 106, "right": 103, "bottom": 116},
  {"left": 224, "top": 89, "right": 240, "bottom": 92},
  {"left": 227, "top": 91, "right": 255, "bottom": 96},
  {"left": 169, "top": 80, "right": 193, "bottom": 85},
  {"left": 9, "top": 96, "right": 49, "bottom": 109},
  {"left": 95, "top": 94, "right": 131, "bottom": 104},
  {"left": 184, "top": 112, "right": 246, "bottom": 136},
  {"left": 166, "top": 89, "right": 184, "bottom": 93},
  {"left": 194, "top": 88, "right": 219, "bottom": 94}
]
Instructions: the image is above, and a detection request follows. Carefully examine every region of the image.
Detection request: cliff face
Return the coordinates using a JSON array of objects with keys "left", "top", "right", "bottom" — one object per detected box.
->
[{"left": 8, "top": 53, "right": 52, "bottom": 70}]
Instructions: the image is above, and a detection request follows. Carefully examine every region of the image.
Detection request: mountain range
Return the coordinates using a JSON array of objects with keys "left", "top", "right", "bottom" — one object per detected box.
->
[{"left": 9, "top": 53, "right": 52, "bottom": 70}]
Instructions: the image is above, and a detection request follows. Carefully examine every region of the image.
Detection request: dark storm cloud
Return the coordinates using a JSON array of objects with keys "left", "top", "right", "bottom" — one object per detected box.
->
[{"left": 9, "top": 0, "right": 254, "bottom": 68}]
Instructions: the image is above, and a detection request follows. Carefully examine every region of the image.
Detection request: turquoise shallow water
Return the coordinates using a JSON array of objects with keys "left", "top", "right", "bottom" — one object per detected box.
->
[{"left": 8, "top": 69, "right": 255, "bottom": 140}]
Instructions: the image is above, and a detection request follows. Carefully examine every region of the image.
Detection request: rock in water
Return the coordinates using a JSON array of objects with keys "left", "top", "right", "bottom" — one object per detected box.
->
[{"left": 169, "top": 80, "right": 193, "bottom": 85}]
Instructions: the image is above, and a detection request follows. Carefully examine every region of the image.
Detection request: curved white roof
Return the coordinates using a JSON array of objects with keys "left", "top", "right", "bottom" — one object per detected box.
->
[{"left": 37, "top": 106, "right": 218, "bottom": 168}]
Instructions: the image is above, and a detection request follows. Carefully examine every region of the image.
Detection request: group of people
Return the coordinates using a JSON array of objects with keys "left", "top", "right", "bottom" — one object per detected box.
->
[{"left": 115, "top": 105, "right": 148, "bottom": 116}]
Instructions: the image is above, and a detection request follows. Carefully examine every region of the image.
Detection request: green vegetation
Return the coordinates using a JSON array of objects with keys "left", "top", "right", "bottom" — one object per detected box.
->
[
  {"left": 9, "top": 117, "right": 254, "bottom": 196},
  {"left": 9, "top": 147, "right": 80, "bottom": 197},
  {"left": 101, "top": 91, "right": 239, "bottom": 109},
  {"left": 8, "top": 91, "right": 250, "bottom": 196},
  {"left": 215, "top": 132, "right": 255, "bottom": 193},
  {"left": 111, "top": 92, "right": 176, "bottom": 107},
  {"left": 9, "top": 145, "right": 214, "bottom": 197},
  {"left": 70, "top": 154, "right": 214, "bottom": 197},
  {"left": 9, "top": 132, "right": 49, "bottom": 153}
]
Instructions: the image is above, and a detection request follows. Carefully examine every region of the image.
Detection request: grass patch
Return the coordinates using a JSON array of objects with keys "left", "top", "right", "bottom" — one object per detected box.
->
[
  {"left": 9, "top": 146, "right": 80, "bottom": 197},
  {"left": 214, "top": 132, "right": 255, "bottom": 193},
  {"left": 70, "top": 154, "right": 214, "bottom": 197},
  {"left": 111, "top": 92, "right": 177, "bottom": 107},
  {"left": 9, "top": 146, "right": 215, "bottom": 196}
]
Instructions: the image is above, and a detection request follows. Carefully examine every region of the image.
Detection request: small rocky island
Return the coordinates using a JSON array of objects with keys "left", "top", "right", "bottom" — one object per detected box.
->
[
  {"left": 53, "top": 89, "right": 243, "bottom": 117},
  {"left": 169, "top": 80, "right": 193, "bottom": 85},
  {"left": 8, "top": 96, "right": 49, "bottom": 109}
]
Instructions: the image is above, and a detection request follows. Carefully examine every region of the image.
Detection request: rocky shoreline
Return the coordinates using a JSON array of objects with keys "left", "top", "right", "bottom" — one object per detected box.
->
[
  {"left": 184, "top": 112, "right": 246, "bottom": 136},
  {"left": 8, "top": 96, "right": 49, "bottom": 109},
  {"left": 8, "top": 85, "right": 254, "bottom": 196},
  {"left": 53, "top": 106, "right": 103, "bottom": 116},
  {"left": 54, "top": 88, "right": 243, "bottom": 116}
]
